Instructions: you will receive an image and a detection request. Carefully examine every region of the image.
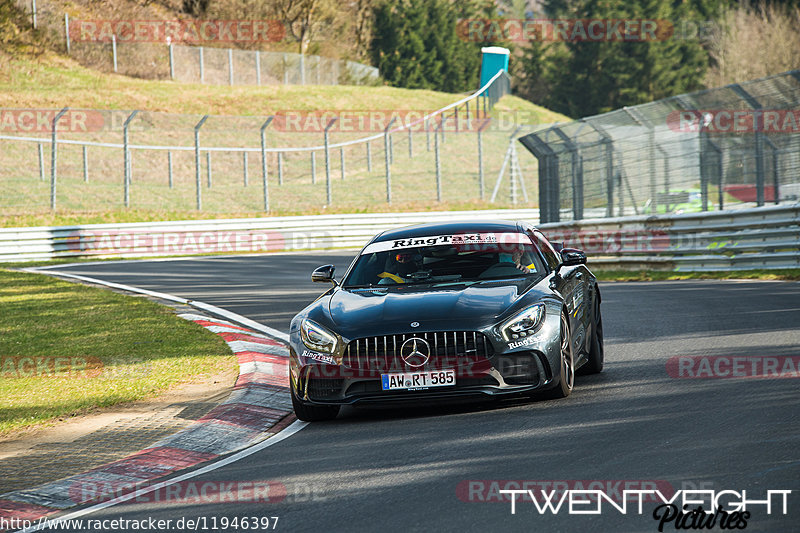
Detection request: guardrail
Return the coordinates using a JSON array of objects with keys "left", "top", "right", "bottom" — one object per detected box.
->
[
  {"left": 2, "top": 205, "right": 797, "bottom": 269},
  {"left": 0, "top": 209, "right": 540, "bottom": 262},
  {"left": 540, "top": 203, "right": 800, "bottom": 271}
]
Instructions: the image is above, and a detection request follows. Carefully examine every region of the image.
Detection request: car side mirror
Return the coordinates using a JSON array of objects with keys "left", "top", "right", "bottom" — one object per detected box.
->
[
  {"left": 311, "top": 264, "right": 337, "bottom": 284},
  {"left": 560, "top": 248, "right": 587, "bottom": 266},
  {"left": 552, "top": 248, "right": 587, "bottom": 282}
]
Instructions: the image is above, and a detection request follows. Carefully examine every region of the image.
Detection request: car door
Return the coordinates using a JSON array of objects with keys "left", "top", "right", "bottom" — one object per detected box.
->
[{"left": 532, "top": 230, "right": 588, "bottom": 352}]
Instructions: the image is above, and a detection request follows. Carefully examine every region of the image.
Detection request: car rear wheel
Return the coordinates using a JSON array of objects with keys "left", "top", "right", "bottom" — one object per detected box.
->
[
  {"left": 579, "top": 287, "right": 604, "bottom": 375},
  {"left": 545, "top": 312, "right": 574, "bottom": 399},
  {"left": 291, "top": 384, "right": 340, "bottom": 422}
]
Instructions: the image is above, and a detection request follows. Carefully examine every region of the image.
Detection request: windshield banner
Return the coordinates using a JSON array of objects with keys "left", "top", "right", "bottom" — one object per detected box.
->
[{"left": 361, "top": 233, "right": 533, "bottom": 254}]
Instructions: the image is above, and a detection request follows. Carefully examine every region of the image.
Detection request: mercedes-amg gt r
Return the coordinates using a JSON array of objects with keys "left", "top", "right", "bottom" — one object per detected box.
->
[{"left": 288, "top": 220, "right": 603, "bottom": 421}]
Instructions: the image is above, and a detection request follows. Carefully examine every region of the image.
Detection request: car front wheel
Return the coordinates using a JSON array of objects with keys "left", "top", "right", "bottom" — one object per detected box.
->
[{"left": 545, "top": 312, "right": 574, "bottom": 399}]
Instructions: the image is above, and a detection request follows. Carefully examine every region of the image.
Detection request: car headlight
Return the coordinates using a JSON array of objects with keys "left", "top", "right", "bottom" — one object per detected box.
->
[
  {"left": 499, "top": 304, "right": 546, "bottom": 342},
  {"left": 301, "top": 319, "right": 339, "bottom": 353}
]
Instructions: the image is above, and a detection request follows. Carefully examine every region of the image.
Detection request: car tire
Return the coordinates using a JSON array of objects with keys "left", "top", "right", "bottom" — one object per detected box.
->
[
  {"left": 578, "top": 287, "right": 604, "bottom": 375},
  {"left": 291, "top": 384, "right": 340, "bottom": 422},
  {"left": 544, "top": 312, "right": 574, "bottom": 399}
]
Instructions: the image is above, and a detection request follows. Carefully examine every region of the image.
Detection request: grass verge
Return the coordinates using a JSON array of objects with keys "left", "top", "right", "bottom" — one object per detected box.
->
[
  {"left": 594, "top": 269, "right": 800, "bottom": 282},
  {"left": 0, "top": 269, "right": 236, "bottom": 436}
]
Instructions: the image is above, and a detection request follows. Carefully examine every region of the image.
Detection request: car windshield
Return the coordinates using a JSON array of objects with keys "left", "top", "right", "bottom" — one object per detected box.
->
[{"left": 342, "top": 232, "right": 547, "bottom": 287}]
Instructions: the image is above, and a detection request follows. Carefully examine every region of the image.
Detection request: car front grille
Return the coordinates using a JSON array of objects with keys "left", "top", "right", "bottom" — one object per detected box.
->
[{"left": 343, "top": 331, "right": 494, "bottom": 372}]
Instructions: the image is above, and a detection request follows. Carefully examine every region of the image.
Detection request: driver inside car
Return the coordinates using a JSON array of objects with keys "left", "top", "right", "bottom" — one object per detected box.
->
[
  {"left": 377, "top": 251, "right": 422, "bottom": 284},
  {"left": 479, "top": 246, "right": 537, "bottom": 278}
]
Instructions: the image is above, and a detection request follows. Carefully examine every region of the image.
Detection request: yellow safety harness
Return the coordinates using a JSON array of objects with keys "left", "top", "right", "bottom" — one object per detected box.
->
[{"left": 378, "top": 272, "right": 405, "bottom": 284}]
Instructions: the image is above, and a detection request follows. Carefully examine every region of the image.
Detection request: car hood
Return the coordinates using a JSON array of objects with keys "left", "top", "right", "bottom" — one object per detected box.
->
[{"left": 326, "top": 279, "right": 545, "bottom": 337}]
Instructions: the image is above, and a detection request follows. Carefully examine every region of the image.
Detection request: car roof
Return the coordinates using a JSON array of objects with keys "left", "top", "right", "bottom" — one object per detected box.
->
[{"left": 373, "top": 220, "right": 527, "bottom": 242}]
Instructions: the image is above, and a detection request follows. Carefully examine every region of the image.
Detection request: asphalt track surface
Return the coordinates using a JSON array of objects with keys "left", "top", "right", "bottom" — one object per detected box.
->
[{"left": 43, "top": 255, "right": 800, "bottom": 532}]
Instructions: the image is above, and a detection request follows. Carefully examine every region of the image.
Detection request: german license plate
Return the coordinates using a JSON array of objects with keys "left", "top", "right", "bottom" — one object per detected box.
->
[{"left": 381, "top": 369, "right": 456, "bottom": 390}]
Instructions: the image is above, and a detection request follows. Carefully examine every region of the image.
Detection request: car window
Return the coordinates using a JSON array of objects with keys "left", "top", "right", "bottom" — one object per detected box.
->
[
  {"left": 531, "top": 230, "right": 561, "bottom": 270},
  {"left": 343, "top": 232, "right": 547, "bottom": 287}
]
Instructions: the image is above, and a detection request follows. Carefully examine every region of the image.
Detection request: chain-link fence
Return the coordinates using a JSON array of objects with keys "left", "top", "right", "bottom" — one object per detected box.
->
[
  {"left": 520, "top": 70, "right": 800, "bottom": 223},
  {"left": 12, "top": 0, "right": 379, "bottom": 86},
  {"left": 0, "top": 72, "right": 546, "bottom": 216}
]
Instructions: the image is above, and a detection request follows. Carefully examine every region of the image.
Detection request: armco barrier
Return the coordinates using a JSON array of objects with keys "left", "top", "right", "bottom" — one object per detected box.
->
[
  {"left": 1, "top": 205, "right": 797, "bottom": 270},
  {"left": 539, "top": 203, "right": 800, "bottom": 271},
  {"left": 0, "top": 209, "right": 540, "bottom": 262}
]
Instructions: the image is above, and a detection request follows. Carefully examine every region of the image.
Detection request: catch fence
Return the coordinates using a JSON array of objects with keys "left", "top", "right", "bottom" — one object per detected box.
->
[
  {"left": 520, "top": 70, "right": 800, "bottom": 223},
  {"left": 0, "top": 72, "right": 528, "bottom": 216}
]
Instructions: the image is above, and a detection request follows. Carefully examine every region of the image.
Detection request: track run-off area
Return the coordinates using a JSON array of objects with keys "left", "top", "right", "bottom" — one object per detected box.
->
[{"left": 28, "top": 253, "right": 800, "bottom": 532}]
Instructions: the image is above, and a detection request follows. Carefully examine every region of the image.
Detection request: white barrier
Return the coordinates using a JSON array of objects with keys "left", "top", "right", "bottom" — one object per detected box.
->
[
  {"left": 1, "top": 205, "right": 797, "bottom": 270},
  {"left": 539, "top": 203, "right": 800, "bottom": 271},
  {"left": 0, "top": 209, "right": 540, "bottom": 262}
]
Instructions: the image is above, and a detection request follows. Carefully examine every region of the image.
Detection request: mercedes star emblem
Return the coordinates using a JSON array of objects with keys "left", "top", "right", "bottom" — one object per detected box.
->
[{"left": 400, "top": 337, "right": 430, "bottom": 367}]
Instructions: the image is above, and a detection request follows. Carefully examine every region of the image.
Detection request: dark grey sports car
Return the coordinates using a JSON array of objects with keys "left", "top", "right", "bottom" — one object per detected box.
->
[{"left": 288, "top": 220, "right": 603, "bottom": 421}]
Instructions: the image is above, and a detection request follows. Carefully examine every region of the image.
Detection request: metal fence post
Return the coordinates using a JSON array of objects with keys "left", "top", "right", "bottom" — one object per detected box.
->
[
  {"left": 300, "top": 53, "right": 305, "bottom": 85},
  {"left": 123, "top": 110, "right": 139, "bottom": 208},
  {"left": 206, "top": 151, "right": 212, "bottom": 188},
  {"left": 168, "top": 151, "right": 173, "bottom": 188},
  {"left": 339, "top": 147, "right": 345, "bottom": 180},
  {"left": 228, "top": 48, "right": 234, "bottom": 85},
  {"left": 194, "top": 114, "right": 209, "bottom": 210},
  {"left": 283, "top": 53, "right": 288, "bottom": 85},
  {"left": 730, "top": 84, "right": 766, "bottom": 206},
  {"left": 169, "top": 42, "right": 174, "bottom": 80},
  {"left": 605, "top": 140, "right": 614, "bottom": 217},
  {"left": 426, "top": 118, "right": 431, "bottom": 151},
  {"left": 311, "top": 151, "right": 316, "bottom": 183},
  {"left": 324, "top": 118, "right": 337, "bottom": 205},
  {"left": 255, "top": 50, "right": 261, "bottom": 86},
  {"left": 440, "top": 116, "right": 446, "bottom": 144},
  {"left": 384, "top": 118, "right": 396, "bottom": 203},
  {"left": 112, "top": 34, "right": 117, "bottom": 72},
  {"left": 243, "top": 151, "right": 248, "bottom": 187},
  {"left": 38, "top": 143, "right": 45, "bottom": 181},
  {"left": 407, "top": 128, "right": 413, "bottom": 158},
  {"left": 64, "top": 13, "right": 70, "bottom": 54},
  {"left": 366, "top": 142, "right": 372, "bottom": 172},
  {"left": 49, "top": 107, "right": 68, "bottom": 210},
  {"left": 82, "top": 145, "right": 88, "bottom": 182},
  {"left": 435, "top": 121, "right": 442, "bottom": 202},
  {"left": 31, "top": 0, "right": 37, "bottom": 29},
  {"left": 477, "top": 120, "right": 485, "bottom": 199},
  {"left": 260, "top": 116, "right": 274, "bottom": 212},
  {"left": 277, "top": 152, "right": 284, "bottom": 185},
  {"left": 199, "top": 46, "right": 204, "bottom": 83},
  {"left": 765, "top": 138, "right": 781, "bottom": 204},
  {"left": 389, "top": 134, "right": 393, "bottom": 165}
]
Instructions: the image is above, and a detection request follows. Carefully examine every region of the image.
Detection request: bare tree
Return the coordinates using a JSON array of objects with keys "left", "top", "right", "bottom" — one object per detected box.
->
[
  {"left": 705, "top": 3, "right": 800, "bottom": 87},
  {"left": 351, "top": 0, "right": 374, "bottom": 60},
  {"left": 269, "top": 0, "right": 338, "bottom": 54}
]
